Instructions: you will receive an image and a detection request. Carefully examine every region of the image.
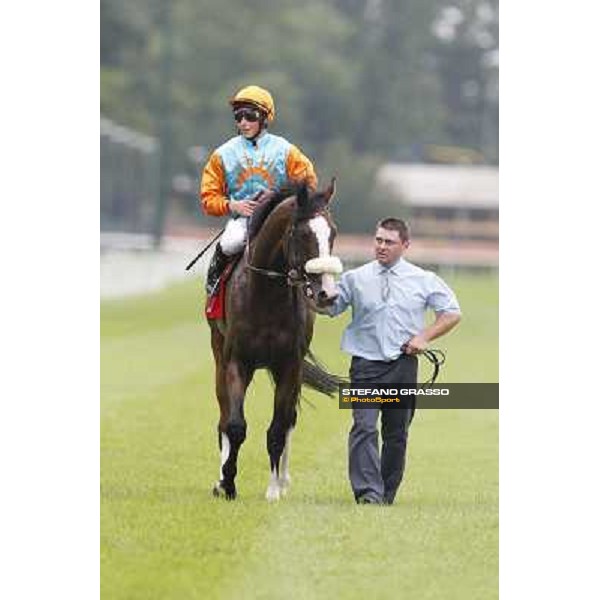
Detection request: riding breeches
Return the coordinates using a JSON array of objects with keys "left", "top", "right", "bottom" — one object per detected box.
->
[{"left": 220, "top": 217, "right": 249, "bottom": 256}]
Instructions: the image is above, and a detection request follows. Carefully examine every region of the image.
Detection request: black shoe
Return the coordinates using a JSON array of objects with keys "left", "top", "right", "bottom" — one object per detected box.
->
[
  {"left": 356, "top": 496, "right": 382, "bottom": 505},
  {"left": 206, "top": 244, "right": 230, "bottom": 295}
]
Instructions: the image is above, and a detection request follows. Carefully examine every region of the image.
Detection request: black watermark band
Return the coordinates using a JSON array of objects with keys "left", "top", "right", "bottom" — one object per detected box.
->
[{"left": 338, "top": 383, "right": 499, "bottom": 409}]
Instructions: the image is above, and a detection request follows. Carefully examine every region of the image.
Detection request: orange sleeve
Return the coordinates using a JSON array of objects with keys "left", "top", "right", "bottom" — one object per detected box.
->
[
  {"left": 286, "top": 145, "right": 318, "bottom": 191},
  {"left": 200, "top": 152, "right": 230, "bottom": 217}
]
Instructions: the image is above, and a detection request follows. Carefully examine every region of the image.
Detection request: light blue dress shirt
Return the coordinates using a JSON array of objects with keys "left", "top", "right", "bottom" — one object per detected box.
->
[{"left": 329, "top": 258, "right": 461, "bottom": 362}]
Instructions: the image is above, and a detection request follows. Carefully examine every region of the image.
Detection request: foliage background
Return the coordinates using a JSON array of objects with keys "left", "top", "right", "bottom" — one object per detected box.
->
[{"left": 101, "top": 0, "right": 498, "bottom": 233}]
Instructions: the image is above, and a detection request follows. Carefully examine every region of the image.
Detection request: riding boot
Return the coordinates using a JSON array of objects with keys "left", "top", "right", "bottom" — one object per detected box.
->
[{"left": 206, "top": 244, "right": 230, "bottom": 295}]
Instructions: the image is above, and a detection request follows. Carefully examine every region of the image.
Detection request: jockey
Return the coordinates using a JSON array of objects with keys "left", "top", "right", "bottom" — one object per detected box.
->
[{"left": 200, "top": 85, "right": 318, "bottom": 294}]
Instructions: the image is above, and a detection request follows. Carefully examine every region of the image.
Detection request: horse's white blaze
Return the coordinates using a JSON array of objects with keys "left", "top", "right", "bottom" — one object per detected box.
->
[
  {"left": 219, "top": 432, "right": 230, "bottom": 480},
  {"left": 308, "top": 215, "right": 340, "bottom": 298},
  {"left": 308, "top": 215, "right": 331, "bottom": 258},
  {"left": 321, "top": 273, "right": 337, "bottom": 298}
]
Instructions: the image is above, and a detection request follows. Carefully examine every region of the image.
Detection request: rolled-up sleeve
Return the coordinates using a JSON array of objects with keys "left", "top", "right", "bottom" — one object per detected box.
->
[{"left": 425, "top": 273, "right": 461, "bottom": 314}]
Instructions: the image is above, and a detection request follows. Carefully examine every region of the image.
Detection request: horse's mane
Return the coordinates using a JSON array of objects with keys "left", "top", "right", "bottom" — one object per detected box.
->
[
  {"left": 247, "top": 185, "right": 300, "bottom": 241},
  {"left": 248, "top": 182, "right": 329, "bottom": 241}
]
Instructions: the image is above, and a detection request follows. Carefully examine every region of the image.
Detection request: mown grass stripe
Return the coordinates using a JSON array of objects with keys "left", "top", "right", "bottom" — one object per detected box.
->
[{"left": 101, "top": 274, "right": 498, "bottom": 599}]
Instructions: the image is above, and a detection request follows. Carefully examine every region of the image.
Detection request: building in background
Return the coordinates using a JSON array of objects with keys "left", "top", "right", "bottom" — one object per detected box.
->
[{"left": 377, "top": 163, "right": 498, "bottom": 243}]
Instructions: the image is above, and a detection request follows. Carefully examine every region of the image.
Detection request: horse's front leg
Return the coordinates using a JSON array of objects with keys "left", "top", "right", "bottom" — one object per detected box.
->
[
  {"left": 214, "top": 355, "right": 253, "bottom": 500},
  {"left": 266, "top": 361, "right": 300, "bottom": 502},
  {"left": 210, "top": 326, "right": 230, "bottom": 498}
]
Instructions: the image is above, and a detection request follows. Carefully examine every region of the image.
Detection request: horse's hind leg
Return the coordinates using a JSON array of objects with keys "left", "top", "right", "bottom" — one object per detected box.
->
[{"left": 266, "top": 362, "right": 300, "bottom": 501}]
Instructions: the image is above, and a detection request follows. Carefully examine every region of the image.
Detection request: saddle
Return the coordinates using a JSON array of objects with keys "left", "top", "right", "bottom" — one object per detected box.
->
[{"left": 205, "top": 258, "right": 239, "bottom": 321}]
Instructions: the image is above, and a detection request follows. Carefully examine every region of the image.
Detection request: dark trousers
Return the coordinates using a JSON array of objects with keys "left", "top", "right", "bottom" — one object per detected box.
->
[{"left": 348, "top": 354, "right": 417, "bottom": 504}]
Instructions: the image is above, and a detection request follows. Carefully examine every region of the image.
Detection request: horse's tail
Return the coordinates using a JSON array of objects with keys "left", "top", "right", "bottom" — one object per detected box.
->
[{"left": 301, "top": 350, "right": 346, "bottom": 397}]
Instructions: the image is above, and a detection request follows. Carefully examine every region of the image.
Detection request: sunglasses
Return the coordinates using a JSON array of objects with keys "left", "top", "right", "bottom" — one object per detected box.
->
[
  {"left": 375, "top": 236, "right": 401, "bottom": 247},
  {"left": 233, "top": 108, "right": 262, "bottom": 123}
]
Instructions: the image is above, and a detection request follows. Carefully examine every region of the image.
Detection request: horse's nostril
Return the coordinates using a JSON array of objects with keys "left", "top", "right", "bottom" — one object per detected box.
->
[{"left": 317, "top": 290, "right": 338, "bottom": 304}]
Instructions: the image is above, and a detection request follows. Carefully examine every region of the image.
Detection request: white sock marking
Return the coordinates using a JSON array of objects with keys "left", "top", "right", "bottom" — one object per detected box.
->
[
  {"left": 279, "top": 428, "right": 293, "bottom": 494},
  {"left": 265, "top": 428, "right": 295, "bottom": 501},
  {"left": 219, "top": 433, "right": 230, "bottom": 480},
  {"left": 266, "top": 467, "right": 281, "bottom": 502}
]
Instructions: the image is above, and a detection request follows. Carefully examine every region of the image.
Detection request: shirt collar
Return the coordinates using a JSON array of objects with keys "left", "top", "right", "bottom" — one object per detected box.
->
[
  {"left": 378, "top": 257, "right": 405, "bottom": 275},
  {"left": 241, "top": 130, "right": 268, "bottom": 148}
]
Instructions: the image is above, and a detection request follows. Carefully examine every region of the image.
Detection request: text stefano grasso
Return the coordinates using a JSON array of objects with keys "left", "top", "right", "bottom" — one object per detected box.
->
[{"left": 341, "top": 388, "right": 450, "bottom": 396}]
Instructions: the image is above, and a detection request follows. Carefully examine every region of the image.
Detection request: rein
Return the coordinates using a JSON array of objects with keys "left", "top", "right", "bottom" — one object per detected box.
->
[
  {"left": 245, "top": 260, "right": 308, "bottom": 287},
  {"left": 245, "top": 212, "right": 326, "bottom": 288},
  {"left": 244, "top": 233, "right": 307, "bottom": 286}
]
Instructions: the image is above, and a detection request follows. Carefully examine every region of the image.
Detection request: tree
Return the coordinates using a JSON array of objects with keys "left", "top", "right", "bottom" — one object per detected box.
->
[{"left": 101, "top": 0, "right": 498, "bottom": 235}]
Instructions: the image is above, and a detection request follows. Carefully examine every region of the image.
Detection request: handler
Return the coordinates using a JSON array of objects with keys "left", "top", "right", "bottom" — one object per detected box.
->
[{"left": 328, "top": 218, "right": 461, "bottom": 505}]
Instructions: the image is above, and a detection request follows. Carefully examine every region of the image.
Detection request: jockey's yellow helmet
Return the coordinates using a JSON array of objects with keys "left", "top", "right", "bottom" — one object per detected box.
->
[{"left": 230, "top": 85, "right": 275, "bottom": 122}]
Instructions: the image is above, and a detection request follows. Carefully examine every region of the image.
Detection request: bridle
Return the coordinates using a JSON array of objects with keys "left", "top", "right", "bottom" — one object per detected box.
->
[
  {"left": 245, "top": 210, "right": 331, "bottom": 292},
  {"left": 246, "top": 261, "right": 310, "bottom": 288}
]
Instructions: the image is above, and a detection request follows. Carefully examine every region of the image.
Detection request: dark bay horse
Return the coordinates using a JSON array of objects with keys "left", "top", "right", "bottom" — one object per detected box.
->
[{"left": 209, "top": 179, "right": 342, "bottom": 501}]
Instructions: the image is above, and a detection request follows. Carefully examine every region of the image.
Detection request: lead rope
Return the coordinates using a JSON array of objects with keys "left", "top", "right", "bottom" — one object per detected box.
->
[
  {"left": 421, "top": 348, "right": 446, "bottom": 388},
  {"left": 402, "top": 347, "right": 447, "bottom": 426},
  {"left": 401, "top": 345, "right": 447, "bottom": 388}
]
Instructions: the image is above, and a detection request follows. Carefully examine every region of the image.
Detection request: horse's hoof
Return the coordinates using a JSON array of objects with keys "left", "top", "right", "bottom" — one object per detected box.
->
[
  {"left": 213, "top": 480, "right": 237, "bottom": 500},
  {"left": 278, "top": 476, "right": 291, "bottom": 496},
  {"left": 213, "top": 482, "right": 226, "bottom": 498},
  {"left": 266, "top": 485, "right": 281, "bottom": 502}
]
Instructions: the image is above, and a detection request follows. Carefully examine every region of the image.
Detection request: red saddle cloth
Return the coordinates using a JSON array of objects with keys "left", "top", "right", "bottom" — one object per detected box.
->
[{"left": 205, "top": 262, "right": 235, "bottom": 321}]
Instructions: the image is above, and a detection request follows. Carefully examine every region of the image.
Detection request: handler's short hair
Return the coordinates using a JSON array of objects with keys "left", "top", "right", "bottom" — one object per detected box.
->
[{"left": 376, "top": 217, "right": 410, "bottom": 242}]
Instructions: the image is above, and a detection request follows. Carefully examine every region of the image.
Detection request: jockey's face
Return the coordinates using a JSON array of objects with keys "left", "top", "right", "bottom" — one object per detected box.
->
[
  {"left": 234, "top": 105, "right": 263, "bottom": 139},
  {"left": 374, "top": 227, "right": 409, "bottom": 266}
]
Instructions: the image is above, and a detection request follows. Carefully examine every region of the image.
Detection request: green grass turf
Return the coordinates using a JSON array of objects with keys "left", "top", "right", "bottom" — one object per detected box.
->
[{"left": 101, "top": 271, "right": 498, "bottom": 599}]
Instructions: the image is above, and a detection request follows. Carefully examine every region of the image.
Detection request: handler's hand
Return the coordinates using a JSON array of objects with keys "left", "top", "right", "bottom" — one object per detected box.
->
[
  {"left": 403, "top": 334, "right": 428, "bottom": 355},
  {"left": 229, "top": 199, "right": 259, "bottom": 217}
]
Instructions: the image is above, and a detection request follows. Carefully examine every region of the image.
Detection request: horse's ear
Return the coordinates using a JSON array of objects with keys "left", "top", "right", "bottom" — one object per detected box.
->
[
  {"left": 323, "top": 177, "right": 337, "bottom": 204},
  {"left": 297, "top": 181, "right": 309, "bottom": 209}
]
